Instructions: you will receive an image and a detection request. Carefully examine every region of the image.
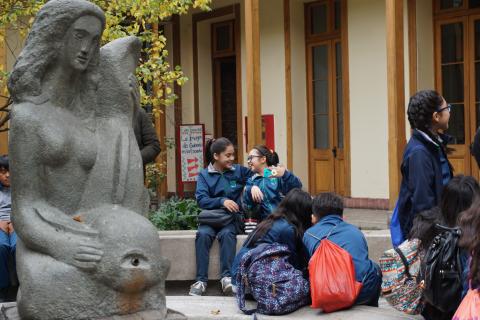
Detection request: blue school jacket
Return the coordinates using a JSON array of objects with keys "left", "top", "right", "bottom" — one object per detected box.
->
[
  {"left": 303, "top": 215, "right": 381, "bottom": 303},
  {"left": 243, "top": 170, "right": 302, "bottom": 220},
  {"left": 397, "top": 130, "right": 452, "bottom": 239},
  {"left": 195, "top": 163, "right": 253, "bottom": 210}
]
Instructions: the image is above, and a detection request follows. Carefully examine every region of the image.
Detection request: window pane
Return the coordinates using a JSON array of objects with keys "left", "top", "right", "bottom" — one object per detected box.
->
[
  {"left": 335, "top": 42, "right": 342, "bottom": 77},
  {"left": 314, "top": 115, "right": 329, "bottom": 149},
  {"left": 336, "top": 78, "right": 344, "bottom": 149},
  {"left": 476, "top": 103, "right": 480, "bottom": 129},
  {"left": 446, "top": 104, "right": 465, "bottom": 144},
  {"left": 334, "top": 0, "right": 341, "bottom": 30},
  {"left": 440, "top": 0, "right": 463, "bottom": 9},
  {"left": 470, "top": 0, "right": 480, "bottom": 8},
  {"left": 441, "top": 23, "right": 464, "bottom": 63},
  {"left": 314, "top": 81, "right": 329, "bottom": 114},
  {"left": 477, "top": 62, "right": 480, "bottom": 102},
  {"left": 216, "top": 24, "right": 231, "bottom": 51},
  {"left": 442, "top": 64, "right": 464, "bottom": 103},
  {"left": 475, "top": 20, "right": 480, "bottom": 60},
  {"left": 311, "top": 3, "right": 328, "bottom": 34},
  {"left": 313, "top": 46, "right": 328, "bottom": 80}
]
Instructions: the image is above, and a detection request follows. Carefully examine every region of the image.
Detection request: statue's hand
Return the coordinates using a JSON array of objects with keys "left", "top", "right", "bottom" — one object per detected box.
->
[{"left": 60, "top": 236, "right": 104, "bottom": 272}]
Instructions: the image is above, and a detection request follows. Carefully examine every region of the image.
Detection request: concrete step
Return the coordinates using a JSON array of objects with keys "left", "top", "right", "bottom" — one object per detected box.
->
[
  {"left": 166, "top": 296, "right": 423, "bottom": 320},
  {"left": 159, "top": 229, "right": 392, "bottom": 281}
]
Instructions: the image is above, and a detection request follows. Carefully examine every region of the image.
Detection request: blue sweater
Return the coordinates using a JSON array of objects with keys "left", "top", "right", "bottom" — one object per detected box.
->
[
  {"left": 195, "top": 163, "right": 253, "bottom": 211},
  {"left": 397, "top": 130, "right": 452, "bottom": 239},
  {"left": 303, "top": 215, "right": 380, "bottom": 303},
  {"left": 243, "top": 171, "right": 302, "bottom": 220},
  {"left": 231, "top": 218, "right": 306, "bottom": 285}
]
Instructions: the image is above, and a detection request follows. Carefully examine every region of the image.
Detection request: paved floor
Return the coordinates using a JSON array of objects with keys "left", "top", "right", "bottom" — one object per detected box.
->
[
  {"left": 166, "top": 296, "right": 423, "bottom": 320},
  {"left": 343, "top": 208, "right": 390, "bottom": 230}
]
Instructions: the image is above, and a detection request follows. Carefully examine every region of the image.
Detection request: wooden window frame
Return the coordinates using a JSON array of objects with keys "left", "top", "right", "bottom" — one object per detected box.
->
[
  {"left": 211, "top": 20, "right": 235, "bottom": 58},
  {"left": 434, "top": 0, "right": 480, "bottom": 19}
]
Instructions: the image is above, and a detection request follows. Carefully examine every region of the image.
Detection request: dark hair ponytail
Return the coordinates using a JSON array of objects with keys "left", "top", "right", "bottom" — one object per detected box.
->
[
  {"left": 253, "top": 145, "right": 279, "bottom": 166},
  {"left": 205, "top": 137, "right": 233, "bottom": 164}
]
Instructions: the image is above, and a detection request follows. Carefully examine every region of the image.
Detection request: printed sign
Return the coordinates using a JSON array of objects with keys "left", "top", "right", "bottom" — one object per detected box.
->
[{"left": 179, "top": 125, "right": 205, "bottom": 182}]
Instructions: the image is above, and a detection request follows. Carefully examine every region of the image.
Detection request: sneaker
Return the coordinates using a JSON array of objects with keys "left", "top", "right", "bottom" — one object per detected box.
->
[
  {"left": 189, "top": 281, "right": 207, "bottom": 296},
  {"left": 221, "top": 276, "right": 233, "bottom": 295}
]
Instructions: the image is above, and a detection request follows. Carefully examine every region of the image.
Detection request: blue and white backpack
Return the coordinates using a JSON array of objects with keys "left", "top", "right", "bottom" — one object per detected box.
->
[{"left": 236, "top": 243, "right": 310, "bottom": 315}]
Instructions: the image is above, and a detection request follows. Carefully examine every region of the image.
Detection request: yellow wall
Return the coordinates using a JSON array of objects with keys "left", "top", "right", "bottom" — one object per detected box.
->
[{"left": 348, "top": 0, "right": 389, "bottom": 198}]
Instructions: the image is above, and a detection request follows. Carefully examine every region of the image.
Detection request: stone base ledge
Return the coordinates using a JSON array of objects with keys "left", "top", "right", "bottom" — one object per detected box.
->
[{"left": 159, "top": 230, "right": 391, "bottom": 281}]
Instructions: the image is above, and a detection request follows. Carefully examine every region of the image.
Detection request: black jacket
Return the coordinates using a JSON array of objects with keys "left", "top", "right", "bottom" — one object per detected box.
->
[{"left": 133, "top": 107, "right": 161, "bottom": 165}]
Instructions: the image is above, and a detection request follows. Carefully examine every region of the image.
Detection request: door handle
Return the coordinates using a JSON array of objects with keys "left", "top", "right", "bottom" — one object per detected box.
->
[{"left": 332, "top": 147, "right": 337, "bottom": 158}]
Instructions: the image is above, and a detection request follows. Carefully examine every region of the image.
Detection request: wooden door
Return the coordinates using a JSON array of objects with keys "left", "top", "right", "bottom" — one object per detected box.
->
[
  {"left": 469, "top": 14, "right": 480, "bottom": 175},
  {"left": 434, "top": 1, "right": 480, "bottom": 176},
  {"left": 307, "top": 39, "right": 346, "bottom": 195},
  {"left": 213, "top": 57, "right": 238, "bottom": 149},
  {"left": 435, "top": 17, "right": 471, "bottom": 174}
]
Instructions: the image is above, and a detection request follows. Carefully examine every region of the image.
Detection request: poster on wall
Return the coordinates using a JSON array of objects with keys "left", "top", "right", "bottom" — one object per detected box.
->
[{"left": 178, "top": 124, "right": 205, "bottom": 183}]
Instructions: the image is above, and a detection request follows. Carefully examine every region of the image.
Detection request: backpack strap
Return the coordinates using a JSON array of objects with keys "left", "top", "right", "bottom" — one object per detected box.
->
[
  {"left": 393, "top": 246, "right": 412, "bottom": 280},
  {"left": 236, "top": 248, "right": 257, "bottom": 315},
  {"left": 305, "top": 223, "right": 340, "bottom": 245}
]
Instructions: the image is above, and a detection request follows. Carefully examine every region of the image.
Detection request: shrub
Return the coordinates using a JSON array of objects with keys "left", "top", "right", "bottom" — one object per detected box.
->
[{"left": 149, "top": 197, "right": 200, "bottom": 230}]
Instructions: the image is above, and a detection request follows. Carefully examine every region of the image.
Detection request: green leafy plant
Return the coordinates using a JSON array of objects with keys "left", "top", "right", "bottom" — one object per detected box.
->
[
  {"left": 149, "top": 197, "right": 200, "bottom": 230},
  {"left": 145, "top": 137, "right": 175, "bottom": 192}
]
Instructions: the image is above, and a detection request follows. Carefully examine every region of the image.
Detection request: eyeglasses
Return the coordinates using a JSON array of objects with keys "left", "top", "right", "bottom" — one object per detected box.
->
[
  {"left": 247, "top": 155, "right": 262, "bottom": 161},
  {"left": 437, "top": 104, "right": 452, "bottom": 113}
]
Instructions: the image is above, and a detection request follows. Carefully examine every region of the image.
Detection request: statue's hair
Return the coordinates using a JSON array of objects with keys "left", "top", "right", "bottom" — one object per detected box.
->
[{"left": 8, "top": 0, "right": 106, "bottom": 103}]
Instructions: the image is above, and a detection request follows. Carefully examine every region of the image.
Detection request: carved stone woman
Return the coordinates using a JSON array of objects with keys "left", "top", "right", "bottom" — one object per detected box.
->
[{"left": 7, "top": 0, "right": 172, "bottom": 319}]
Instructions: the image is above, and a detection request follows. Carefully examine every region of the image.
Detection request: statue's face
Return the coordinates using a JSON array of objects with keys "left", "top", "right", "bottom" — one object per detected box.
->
[{"left": 62, "top": 15, "right": 102, "bottom": 71}]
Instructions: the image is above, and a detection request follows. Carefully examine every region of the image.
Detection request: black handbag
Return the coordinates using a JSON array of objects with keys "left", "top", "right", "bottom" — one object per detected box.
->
[{"left": 198, "top": 209, "right": 234, "bottom": 228}]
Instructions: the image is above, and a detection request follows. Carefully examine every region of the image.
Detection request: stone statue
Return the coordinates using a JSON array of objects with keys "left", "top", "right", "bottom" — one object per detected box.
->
[{"left": 6, "top": 0, "right": 179, "bottom": 319}]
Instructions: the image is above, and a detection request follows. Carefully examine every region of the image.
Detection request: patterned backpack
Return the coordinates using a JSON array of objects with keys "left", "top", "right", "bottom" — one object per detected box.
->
[
  {"left": 380, "top": 239, "right": 424, "bottom": 314},
  {"left": 236, "top": 243, "right": 310, "bottom": 315}
]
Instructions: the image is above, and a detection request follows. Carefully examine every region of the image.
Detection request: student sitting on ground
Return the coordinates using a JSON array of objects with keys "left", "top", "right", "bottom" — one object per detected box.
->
[
  {"left": 409, "top": 175, "right": 477, "bottom": 320},
  {"left": 231, "top": 188, "right": 312, "bottom": 288},
  {"left": 190, "top": 137, "right": 254, "bottom": 296},
  {"left": 243, "top": 145, "right": 302, "bottom": 221},
  {"left": 303, "top": 193, "right": 382, "bottom": 307}
]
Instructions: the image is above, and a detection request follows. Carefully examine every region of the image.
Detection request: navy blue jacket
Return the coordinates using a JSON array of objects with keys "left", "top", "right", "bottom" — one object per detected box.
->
[
  {"left": 303, "top": 215, "right": 381, "bottom": 304},
  {"left": 397, "top": 130, "right": 452, "bottom": 239},
  {"left": 195, "top": 163, "right": 253, "bottom": 210},
  {"left": 231, "top": 218, "right": 307, "bottom": 285},
  {"left": 243, "top": 171, "right": 302, "bottom": 220}
]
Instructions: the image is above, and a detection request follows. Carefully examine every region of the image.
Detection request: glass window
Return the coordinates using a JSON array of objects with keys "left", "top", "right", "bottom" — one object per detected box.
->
[
  {"left": 476, "top": 103, "right": 480, "bottom": 129},
  {"left": 470, "top": 0, "right": 480, "bottom": 8},
  {"left": 312, "top": 45, "right": 329, "bottom": 150},
  {"left": 447, "top": 104, "right": 465, "bottom": 144},
  {"left": 476, "top": 62, "right": 480, "bottom": 102},
  {"left": 215, "top": 24, "right": 231, "bottom": 52},
  {"left": 475, "top": 21, "right": 480, "bottom": 61},
  {"left": 335, "top": 43, "right": 343, "bottom": 149},
  {"left": 441, "top": 23, "right": 464, "bottom": 63},
  {"left": 440, "top": 0, "right": 463, "bottom": 9},
  {"left": 442, "top": 64, "right": 464, "bottom": 103},
  {"left": 311, "top": 3, "right": 328, "bottom": 34},
  {"left": 314, "top": 116, "right": 329, "bottom": 149},
  {"left": 334, "top": 0, "right": 341, "bottom": 31},
  {"left": 313, "top": 46, "right": 328, "bottom": 80}
]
